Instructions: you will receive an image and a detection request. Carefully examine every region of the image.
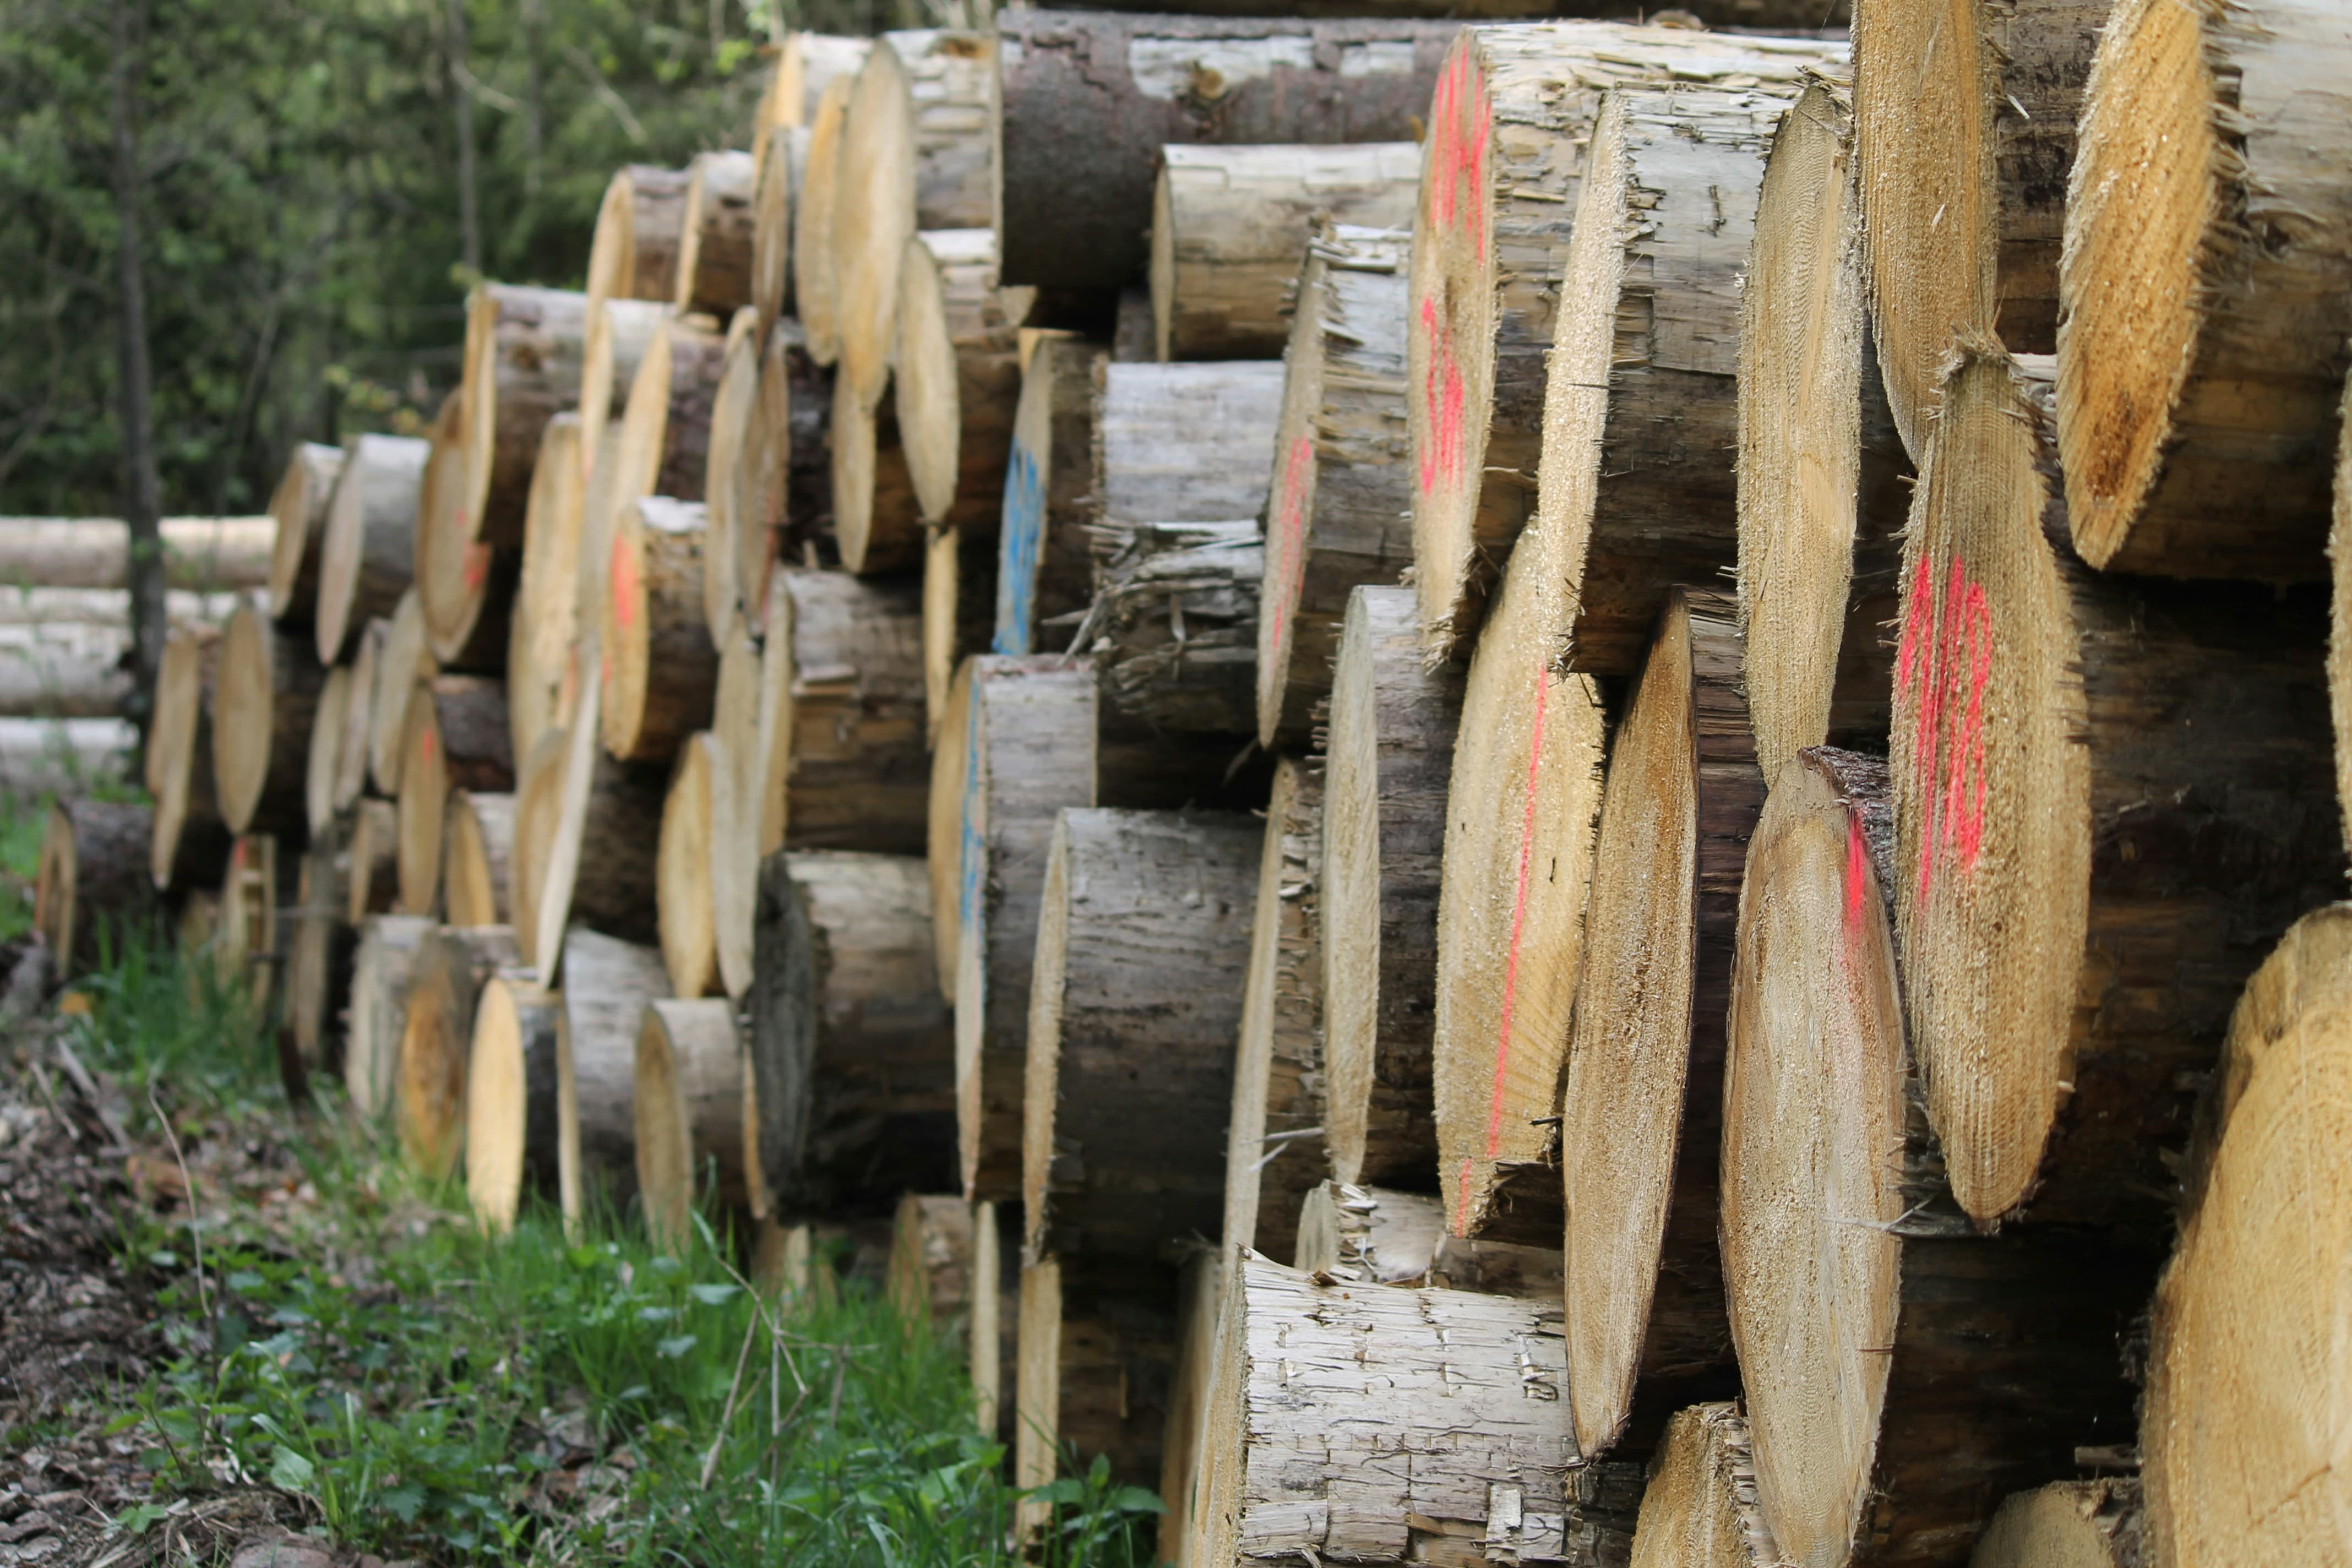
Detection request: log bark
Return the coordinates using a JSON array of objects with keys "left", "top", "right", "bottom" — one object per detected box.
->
[
  {"left": 890, "top": 29, "right": 993, "bottom": 233},
  {"left": 831, "top": 41, "right": 917, "bottom": 410},
  {"left": 1222, "top": 758, "right": 1325, "bottom": 1266},
  {"left": 1628, "top": 1405, "right": 1783, "bottom": 1568},
  {"left": 2056, "top": 0, "right": 2352, "bottom": 580},
  {"left": 635, "top": 996, "right": 751, "bottom": 1248},
  {"left": 1736, "top": 75, "right": 1912, "bottom": 780},
  {"left": 923, "top": 520, "right": 998, "bottom": 747},
  {"left": 885, "top": 1193, "right": 974, "bottom": 1328},
  {"left": 0, "top": 621, "right": 135, "bottom": 717},
  {"left": 765, "top": 32, "right": 871, "bottom": 135},
  {"left": 284, "top": 827, "right": 353, "bottom": 1071},
  {"left": 996, "top": 12, "right": 1461, "bottom": 293},
  {"left": 1087, "top": 521, "right": 1261, "bottom": 739},
  {"left": 345, "top": 911, "right": 433, "bottom": 1119},
  {"left": 897, "top": 228, "right": 1030, "bottom": 531},
  {"left": 0, "top": 586, "right": 233, "bottom": 627},
  {"left": 1013, "top": 1254, "right": 1182, "bottom": 1522},
  {"left": 1722, "top": 746, "right": 2151, "bottom": 1568},
  {"left": 396, "top": 923, "right": 519, "bottom": 1178},
  {"left": 333, "top": 623, "right": 380, "bottom": 815},
  {"left": 368, "top": 591, "right": 437, "bottom": 797},
  {"left": 656, "top": 730, "right": 726, "bottom": 1000},
  {"left": 1432, "top": 515, "right": 1606, "bottom": 1239},
  {"left": 829, "top": 369, "right": 925, "bottom": 574},
  {"left": 0, "top": 718, "right": 134, "bottom": 798},
  {"left": 464, "top": 970, "right": 563, "bottom": 1233},
  {"left": 749, "top": 849, "right": 955, "bottom": 1213},
  {"left": 770, "top": 567, "right": 929, "bottom": 854},
  {"left": 600, "top": 496, "right": 717, "bottom": 764},
  {"left": 514, "top": 683, "right": 667, "bottom": 978},
  {"left": 35, "top": 798, "right": 160, "bottom": 974},
  {"left": 1534, "top": 84, "right": 1795, "bottom": 679},
  {"left": 0, "top": 515, "right": 273, "bottom": 591},
  {"left": 265, "top": 442, "right": 346, "bottom": 623},
  {"left": 556, "top": 927, "right": 668, "bottom": 1223},
  {"left": 1257, "top": 224, "right": 1412, "bottom": 750},
  {"left": 1151, "top": 143, "right": 1417, "bottom": 362},
  {"left": 1973, "top": 1482, "right": 2143, "bottom": 1568},
  {"left": 946, "top": 657, "right": 1097, "bottom": 1199},
  {"left": 1092, "top": 360, "right": 1283, "bottom": 564},
  {"left": 1856, "top": 0, "right": 2105, "bottom": 461},
  {"left": 2142, "top": 905, "right": 2352, "bottom": 1567},
  {"left": 584, "top": 164, "right": 690, "bottom": 312},
  {"left": 345, "top": 796, "right": 398, "bottom": 924},
  {"left": 794, "top": 74, "right": 857, "bottom": 368},
  {"left": 304, "top": 666, "right": 351, "bottom": 837},
  {"left": 1560, "top": 588, "right": 1762, "bottom": 1457},
  {"left": 673, "top": 150, "right": 758, "bottom": 318},
  {"left": 315, "top": 433, "right": 428, "bottom": 665},
  {"left": 1892, "top": 346, "right": 2342, "bottom": 1232},
  {"left": 992, "top": 334, "right": 1106, "bottom": 655},
  {"left": 1188, "top": 1251, "right": 1644, "bottom": 1568},
  {"left": 443, "top": 788, "right": 515, "bottom": 928},
  {"left": 1022, "top": 809, "right": 1258, "bottom": 1263},
  {"left": 396, "top": 675, "right": 513, "bottom": 916},
  {"left": 1323, "top": 585, "right": 1459, "bottom": 1192},
  {"left": 1408, "top": 25, "right": 1841, "bottom": 656},
  {"left": 460, "top": 284, "right": 589, "bottom": 547},
  {"left": 213, "top": 602, "right": 325, "bottom": 838}
]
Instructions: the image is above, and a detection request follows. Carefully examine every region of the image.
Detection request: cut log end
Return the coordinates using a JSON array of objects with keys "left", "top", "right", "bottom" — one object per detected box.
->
[
  {"left": 1975, "top": 1481, "right": 2143, "bottom": 1568},
  {"left": 635, "top": 997, "right": 749, "bottom": 1251},
  {"left": 397, "top": 925, "right": 520, "bottom": 1179},
  {"left": 1630, "top": 1404, "right": 1784, "bottom": 1568},
  {"left": 656, "top": 732, "right": 723, "bottom": 999},
  {"left": 832, "top": 41, "right": 917, "bottom": 409},
  {"left": 464, "top": 972, "right": 563, "bottom": 1235}
]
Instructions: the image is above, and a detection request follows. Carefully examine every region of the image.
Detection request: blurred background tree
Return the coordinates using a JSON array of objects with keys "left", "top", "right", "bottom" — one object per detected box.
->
[{"left": 0, "top": 0, "right": 891, "bottom": 518}]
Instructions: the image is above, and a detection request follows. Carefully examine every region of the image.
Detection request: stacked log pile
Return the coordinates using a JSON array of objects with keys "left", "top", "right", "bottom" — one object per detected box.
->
[{"left": 23, "top": 8, "right": 2352, "bottom": 1564}]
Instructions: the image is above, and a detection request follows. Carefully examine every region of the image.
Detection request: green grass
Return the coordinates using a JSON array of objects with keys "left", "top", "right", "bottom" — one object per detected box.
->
[{"left": 45, "top": 878, "right": 1165, "bottom": 1566}]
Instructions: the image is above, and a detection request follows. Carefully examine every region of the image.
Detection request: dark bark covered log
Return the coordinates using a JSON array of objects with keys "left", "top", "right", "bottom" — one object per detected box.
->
[
  {"left": 396, "top": 923, "right": 519, "bottom": 1180},
  {"left": 283, "top": 827, "right": 355, "bottom": 1072},
  {"left": 1892, "top": 347, "right": 2342, "bottom": 1234},
  {"left": 213, "top": 602, "right": 325, "bottom": 839},
  {"left": 1012, "top": 1253, "right": 1181, "bottom": 1522},
  {"left": 35, "top": 798, "right": 161, "bottom": 974},
  {"left": 1723, "top": 746, "right": 2150, "bottom": 1568},
  {"left": 674, "top": 150, "right": 758, "bottom": 318},
  {"left": 1150, "top": 143, "right": 1417, "bottom": 362},
  {"left": 556, "top": 927, "right": 667, "bottom": 1223},
  {"left": 941, "top": 656, "right": 1097, "bottom": 1199},
  {"left": 1322, "top": 585, "right": 1458, "bottom": 1193},
  {"left": 462, "top": 971, "right": 563, "bottom": 1233},
  {"left": 992, "top": 334, "right": 1105, "bottom": 656},
  {"left": 1188, "top": 1252, "right": 1644, "bottom": 1568},
  {"left": 997, "top": 12, "right": 1462, "bottom": 293},
  {"left": 460, "top": 283, "right": 589, "bottom": 547},
  {"left": 750, "top": 849, "right": 955, "bottom": 1214},
  {"left": 1536, "top": 85, "right": 1794, "bottom": 679},
  {"left": 2056, "top": 0, "right": 2352, "bottom": 580},
  {"left": 1257, "top": 224, "right": 1412, "bottom": 750},
  {"left": 1408, "top": 25, "right": 1840, "bottom": 656},
  {"left": 1737, "top": 74, "right": 1912, "bottom": 778},
  {"left": 771, "top": 567, "right": 929, "bottom": 854},
  {"left": 265, "top": 442, "right": 346, "bottom": 624},
  {"left": 1022, "top": 809, "right": 1258, "bottom": 1263},
  {"left": 585, "top": 163, "right": 690, "bottom": 311},
  {"left": 1560, "top": 588, "right": 1762, "bottom": 1459},
  {"left": 1086, "top": 520, "right": 1260, "bottom": 738},
  {"left": 1222, "top": 758, "right": 1324, "bottom": 1266}
]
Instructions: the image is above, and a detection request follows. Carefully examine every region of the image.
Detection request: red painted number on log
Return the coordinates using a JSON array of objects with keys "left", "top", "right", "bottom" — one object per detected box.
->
[
  {"left": 1897, "top": 553, "right": 1992, "bottom": 899},
  {"left": 1844, "top": 812, "right": 1868, "bottom": 942},
  {"left": 1419, "top": 299, "right": 1466, "bottom": 498},
  {"left": 1267, "top": 434, "right": 1313, "bottom": 648},
  {"left": 1427, "top": 48, "right": 1488, "bottom": 259}
]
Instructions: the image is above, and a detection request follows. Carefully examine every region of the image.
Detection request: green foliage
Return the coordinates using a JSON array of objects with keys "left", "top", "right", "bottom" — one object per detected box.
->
[{"left": 0, "top": 0, "right": 892, "bottom": 518}]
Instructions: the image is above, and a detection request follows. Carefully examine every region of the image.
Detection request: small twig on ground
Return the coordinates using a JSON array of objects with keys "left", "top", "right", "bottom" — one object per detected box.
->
[
  {"left": 53, "top": 1033, "right": 131, "bottom": 1151},
  {"left": 699, "top": 1307, "right": 765, "bottom": 1489},
  {"left": 148, "top": 1082, "right": 210, "bottom": 1323}
]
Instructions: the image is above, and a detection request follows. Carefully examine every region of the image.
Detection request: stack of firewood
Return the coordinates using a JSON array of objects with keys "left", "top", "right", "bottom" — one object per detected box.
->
[{"left": 26, "top": 4, "right": 2352, "bottom": 1564}]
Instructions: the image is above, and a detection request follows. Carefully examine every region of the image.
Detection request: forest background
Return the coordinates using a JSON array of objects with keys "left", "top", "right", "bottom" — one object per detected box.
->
[{"left": 0, "top": 0, "right": 906, "bottom": 520}]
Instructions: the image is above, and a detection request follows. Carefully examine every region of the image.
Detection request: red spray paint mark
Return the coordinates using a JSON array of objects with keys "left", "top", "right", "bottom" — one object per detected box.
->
[
  {"left": 1419, "top": 299, "right": 1467, "bottom": 498},
  {"left": 1843, "top": 812, "right": 1869, "bottom": 940},
  {"left": 464, "top": 543, "right": 489, "bottom": 591},
  {"left": 611, "top": 534, "right": 639, "bottom": 631},
  {"left": 1266, "top": 434, "right": 1313, "bottom": 648},
  {"left": 1899, "top": 553, "right": 1993, "bottom": 899},
  {"left": 1463, "top": 654, "right": 1553, "bottom": 1238},
  {"left": 1425, "top": 48, "right": 1490, "bottom": 258},
  {"left": 421, "top": 727, "right": 438, "bottom": 764}
]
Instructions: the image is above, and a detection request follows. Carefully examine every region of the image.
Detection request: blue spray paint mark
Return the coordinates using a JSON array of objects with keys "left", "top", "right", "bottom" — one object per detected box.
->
[{"left": 993, "top": 440, "right": 1043, "bottom": 655}]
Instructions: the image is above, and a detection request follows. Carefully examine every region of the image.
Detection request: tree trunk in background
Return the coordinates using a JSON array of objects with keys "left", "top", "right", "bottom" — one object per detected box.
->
[
  {"left": 110, "top": 0, "right": 165, "bottom": 762},
  {"left": 449, "top": 0, "right": 481, "bottom": 277}
]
